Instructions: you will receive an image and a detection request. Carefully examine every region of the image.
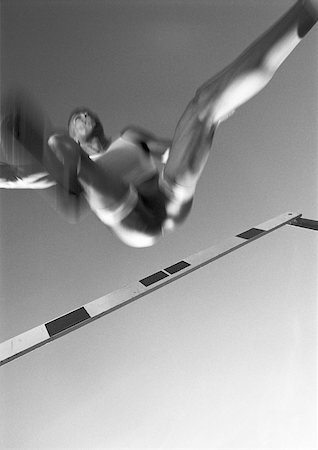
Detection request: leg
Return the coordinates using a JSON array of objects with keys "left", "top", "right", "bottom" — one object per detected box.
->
[
  {"left": 164, "top": 0, "right": 318, "bottom": 192},
  {"left": 111, "top": 175, "right": 173, "bottom": 247},
  {"left": 197, "top": 0, "right": 318, "bottom": 125}
]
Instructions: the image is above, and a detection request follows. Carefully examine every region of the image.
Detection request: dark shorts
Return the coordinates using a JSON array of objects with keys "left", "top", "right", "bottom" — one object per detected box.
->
[{"left": 121, "top": 173, "right": 194, "bottom": 237}]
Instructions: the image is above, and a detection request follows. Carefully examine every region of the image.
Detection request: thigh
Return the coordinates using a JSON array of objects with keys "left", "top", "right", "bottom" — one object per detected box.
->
[
  {"left": 121, "top": 174, "right": 193, "bottom": 235},
  {"left": 136, "top": 175, "right": 168, "bottom": 223},
  {"left": 108, "top": 175, "right": 166, "bottom": 247},
  {"left": 110, "top": 175, "right": 194, "bottom": 247}
]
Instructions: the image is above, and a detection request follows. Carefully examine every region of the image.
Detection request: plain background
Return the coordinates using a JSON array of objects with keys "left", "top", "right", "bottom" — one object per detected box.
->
[{"left": 1, "top": 0, "right": 317, "bottom": 448}]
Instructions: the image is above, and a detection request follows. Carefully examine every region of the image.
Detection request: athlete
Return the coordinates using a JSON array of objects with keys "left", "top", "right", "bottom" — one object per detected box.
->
[{"left": 1, "top": 0, "right": 318, "bottom": 247}]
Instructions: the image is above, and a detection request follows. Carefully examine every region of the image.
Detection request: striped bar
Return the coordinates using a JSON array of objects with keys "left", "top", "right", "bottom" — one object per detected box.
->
[{"left": 0, "top": 212, "right": 301, "bottom": 366}]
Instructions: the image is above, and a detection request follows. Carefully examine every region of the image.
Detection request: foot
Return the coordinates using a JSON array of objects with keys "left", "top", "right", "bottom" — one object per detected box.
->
[{"left": 303, "top": 0, "right": 318, "bottom": 19}]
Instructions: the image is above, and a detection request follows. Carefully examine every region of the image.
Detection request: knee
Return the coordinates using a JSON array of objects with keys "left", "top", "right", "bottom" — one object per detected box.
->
[{"left": 163, "top": 198, "right": 193, "bottom": 232}]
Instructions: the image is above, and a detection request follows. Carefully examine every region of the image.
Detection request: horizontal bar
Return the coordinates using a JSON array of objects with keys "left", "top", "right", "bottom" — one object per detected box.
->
[
  {"left": 0, "top": 212, "right": 301, "bottom": 366},
  {"left": 289, "top": 217, "right": 318, "bottom": 231}
]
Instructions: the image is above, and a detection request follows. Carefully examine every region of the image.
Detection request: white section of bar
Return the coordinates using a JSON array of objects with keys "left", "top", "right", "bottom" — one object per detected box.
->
[
  {"left": 0, "top": 212, "right": 301, "bottom": 366},
  {"left": 255, "top": 212, "right": 300, "bottom": 231},
  {"left": 0, "top": 325, "right": 50, "bottom": 365},
  {"left": 186, "top": 236, "right": 246, "bottom": 267},
  {"left": 84, "top": 284, "right": 147, "bottom": 318}
]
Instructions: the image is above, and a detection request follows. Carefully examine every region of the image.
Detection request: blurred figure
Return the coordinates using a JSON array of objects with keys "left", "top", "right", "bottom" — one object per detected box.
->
[
  {"left": 0, "top": 90, "right": 87, "bottom": 221},
  {"left": 1, "top": 0, "right": 317, "bottom": 247}
]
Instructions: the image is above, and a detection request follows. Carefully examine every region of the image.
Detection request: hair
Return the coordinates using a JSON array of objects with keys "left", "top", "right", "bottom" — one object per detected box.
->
[{"left": 68, "top": 107, "right": 109, "bottom": 150}]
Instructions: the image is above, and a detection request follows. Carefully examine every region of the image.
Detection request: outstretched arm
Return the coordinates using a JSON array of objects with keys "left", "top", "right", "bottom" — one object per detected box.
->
[
  {"left": 0, "top": 162, "right": 20, "bottom": 184},
  {"left": 120, "top": 126, "right": 171, "bottom": 162}
]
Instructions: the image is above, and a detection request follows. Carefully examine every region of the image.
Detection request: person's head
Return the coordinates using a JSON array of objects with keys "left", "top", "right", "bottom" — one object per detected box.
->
[{"left": 68, "top": 107, "right": 109, "bottom": 150}]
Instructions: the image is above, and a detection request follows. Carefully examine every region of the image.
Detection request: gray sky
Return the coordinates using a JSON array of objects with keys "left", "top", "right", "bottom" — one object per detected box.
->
[{"left": 1, "top": 0, "right": 317, "bottom": 448}]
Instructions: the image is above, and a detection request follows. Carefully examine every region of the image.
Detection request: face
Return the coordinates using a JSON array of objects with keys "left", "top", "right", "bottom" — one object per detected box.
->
[{"left": 68, "top": 110, "right": 96, "bottom": 142}]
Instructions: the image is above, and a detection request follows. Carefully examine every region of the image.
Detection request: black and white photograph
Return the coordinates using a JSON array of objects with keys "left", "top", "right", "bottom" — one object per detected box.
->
[{"left": 1, "top": 0, "right": 317, "bottom": 448}]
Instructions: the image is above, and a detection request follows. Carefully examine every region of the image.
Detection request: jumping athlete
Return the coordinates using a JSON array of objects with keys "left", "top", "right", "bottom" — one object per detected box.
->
[{"left": 1, "top": 0, "right": 318, "bottom": 247}]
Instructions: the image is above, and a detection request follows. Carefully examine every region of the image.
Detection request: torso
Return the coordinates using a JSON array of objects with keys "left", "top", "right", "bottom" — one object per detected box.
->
[
  {"left": 0, "top": 136, "right": 158, "bottom": 190},
  {"left": 90, "top": 137, "right": 158, "bottom": 186}
]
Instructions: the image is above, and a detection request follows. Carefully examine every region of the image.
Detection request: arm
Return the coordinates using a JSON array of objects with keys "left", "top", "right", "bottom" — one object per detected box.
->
[
  {"left": 120, "top": 126, "right": 171, "bottom": 162},
  {"left": 0, "top": 162, "right": 20, "bottom": 183},
  {"left": 37, "top": 183, "right": 90, "bottom": 224}
]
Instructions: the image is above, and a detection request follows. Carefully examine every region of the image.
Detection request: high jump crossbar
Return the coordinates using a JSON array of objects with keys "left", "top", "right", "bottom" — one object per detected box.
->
[{"left": 1, "top": 211, "right": 317, "bottom": 366}]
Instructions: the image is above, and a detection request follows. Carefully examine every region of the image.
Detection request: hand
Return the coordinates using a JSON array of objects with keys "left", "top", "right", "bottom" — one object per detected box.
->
[{"left": 0, "top": 163, "right": 20, "bottom": 182}]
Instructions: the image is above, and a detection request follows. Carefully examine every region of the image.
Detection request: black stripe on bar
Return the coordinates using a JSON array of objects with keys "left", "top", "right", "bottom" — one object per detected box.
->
[
  {"left": 290, "top": 217, "right": 318, "bottom": 231},
  {"left": 164, "top": 260, "right": 191, "bottom": 275},
  {"left": 139, "top": 271, "right": 169, "bottom": 287},
  {"left": 237, "top": 228, "right": 265, "bottom": 240},
  {"left": 45, "top": 307, "right": 91, "bottom": 337}
]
